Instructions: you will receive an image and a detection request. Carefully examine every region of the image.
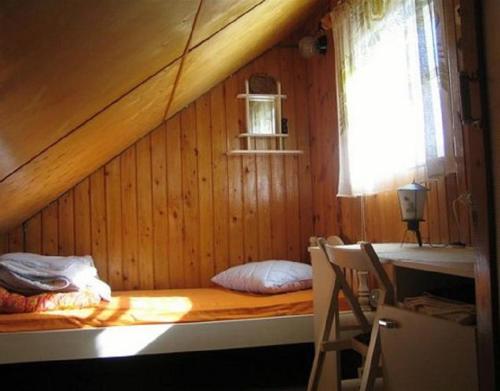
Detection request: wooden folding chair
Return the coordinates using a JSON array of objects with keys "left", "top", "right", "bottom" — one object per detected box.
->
[{"left": 307, "top": 239, "right": 395, "bottom": 391}]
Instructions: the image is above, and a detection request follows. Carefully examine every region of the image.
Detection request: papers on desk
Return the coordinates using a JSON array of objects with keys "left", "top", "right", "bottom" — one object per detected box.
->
[{"left": 403, "top": 293, "right": 476, "bottom": 325}]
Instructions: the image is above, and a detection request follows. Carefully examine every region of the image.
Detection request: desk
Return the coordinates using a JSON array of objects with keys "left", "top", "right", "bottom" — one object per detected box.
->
[
  {"left": 339, "top": 243, "right": 476, "bottom": 279},
  {"left": 309, "top": 243, "right": 478, "bottom": 390}
]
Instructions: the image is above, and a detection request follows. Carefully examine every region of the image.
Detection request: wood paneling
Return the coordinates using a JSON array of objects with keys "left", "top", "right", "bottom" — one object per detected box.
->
[
  {"left": 0, "top": 0, "right": 318, "bottom": 234},
  {"left": 0, "top": 1, "right": 197, "bottom": 180},
  {"left": 307, "top": 33, "right": 340, "bottom": 238},
  {"left": 2, "top": 0, "right": 470, "bottom": 294},
  {"left": 0, "top": 61, "right": 180, "bottom": 235},
  {"left": 6, "top": 48, "right": 314, "bottom": 289},
  {"left": 0, "top": 0, "right": 267, "bottom": 181},
  {"left": 167, "top": 0, "right": 317, "bottom": 118},
  {"left": 136, "top": 136, "right": 155, "bottom": 290}
]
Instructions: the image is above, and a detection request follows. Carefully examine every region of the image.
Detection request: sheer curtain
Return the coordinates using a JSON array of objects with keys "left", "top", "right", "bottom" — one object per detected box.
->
[{"left": 332, "top": 0, "right": 457, "bottom": 196}]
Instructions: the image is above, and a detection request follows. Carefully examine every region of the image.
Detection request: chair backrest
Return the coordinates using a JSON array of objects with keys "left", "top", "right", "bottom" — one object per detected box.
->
[
  {"left": 329, "top": 244, "right": 376, "bottom": 273},
  {"left": 326, "top": 235, "right": 344, "bottom": 246},
  {"left": 319, "top": 239, "right": 395, "bottom": 306}
]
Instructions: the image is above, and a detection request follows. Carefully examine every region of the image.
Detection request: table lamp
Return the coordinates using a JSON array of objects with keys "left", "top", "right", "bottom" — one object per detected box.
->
[{"left": 397, "top": 181, "right": 428, "bottom": 246}]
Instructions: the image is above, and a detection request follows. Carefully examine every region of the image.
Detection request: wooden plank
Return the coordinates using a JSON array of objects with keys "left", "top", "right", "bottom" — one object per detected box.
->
[
  {"left": 250, "top": 54, "right": 273, "bottom": 261},
  {"left": 320, "top": 34, "right": 339, "bottom": 237},
  {"left": 266, "top": 50, "right": 288, "bottom": 260},
  {"left": 24, "top": 213, "right": 42, "bottom": 254},
  {"left": 196, "top": 93, "right": 215, "bottom": 285},
  {"left": 292, "top": 48, "right": 314, "bottom": 257},
  {"left": 307, "top": 45, "right": 324, "bottom": 236},
  {"left": 427, "top": 181, "right": 441, "bottom": 244},
  {"left": 58, "top": 190, "right": 75, "bottom": 256},
  {"left": 42, "top": 202, "right": 58, "bottom": 255},
  {"left": 279, "top": 47, "right": 301, "bottom": 260},
  {"left": 166, "top": 116, "right": 185, "bottom": 288},
  {"left": 437, "top": 176, "right": 451, "bottom": 245},
  {"left": 224, "top": 74, "right": 245, "bottom": 267},
  {"left": 7, "top": 226, "right": 24, "bottom": 253},
  {"left": 180, "top": 104, "right": 201, "bottom": 288},
  {"left": 136, "top": 135, "right": 155, "bottom": 290},
  {"left": 364, "top": 195, "right": 382, "bottom": 243},
  {"left": 308, "top": 33, "right": 339, "bottom": 238},
  {"left": 74, "top": 178, "right": 92, "bottom": 255},
  {"left": 121, "top": 145, "right": 140, "bottom": 290},
  {"left": 90, "top": 168, "right": 108, "bottom": 283},
  {"left": 151, "top": 124, "right": 170, "bottom": 288},
  {"left": 104, "top": 157, "right": 122, "bottom": 289},
  {"left": 211, "top": 84, "right": 230, "bottom": 273},
  {"left": 390, "top": 191, "right": 406, "bottom": 243},
  {"left": 238, "top": 63, "right": 259, "bottom": 263},
  {"left": 192, "top": 0, "right": 262, "bottom": 46},
  {"left": 338, "top": 197, "right": 362, "bottom": 244}
]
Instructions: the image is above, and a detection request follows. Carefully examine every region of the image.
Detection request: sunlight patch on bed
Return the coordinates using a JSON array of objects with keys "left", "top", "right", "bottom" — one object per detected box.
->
[{"left": 94, "top": 297, "right": 193, "bottom": 356}]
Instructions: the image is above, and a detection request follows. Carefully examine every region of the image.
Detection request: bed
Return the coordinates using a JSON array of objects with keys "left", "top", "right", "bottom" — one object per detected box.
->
[{"left": 0, "top": 287, "right": 316, "bottom": 364}]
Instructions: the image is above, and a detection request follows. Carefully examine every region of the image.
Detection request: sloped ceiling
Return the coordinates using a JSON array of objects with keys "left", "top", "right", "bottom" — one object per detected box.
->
[{"left": 0, "top": 0, "right": 318, "bottom": 233}]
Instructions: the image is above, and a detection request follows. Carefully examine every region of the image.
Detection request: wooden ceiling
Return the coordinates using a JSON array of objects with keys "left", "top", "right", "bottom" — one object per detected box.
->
[{"left": 0, "top": 0, "right": 318, "bottom": 233}]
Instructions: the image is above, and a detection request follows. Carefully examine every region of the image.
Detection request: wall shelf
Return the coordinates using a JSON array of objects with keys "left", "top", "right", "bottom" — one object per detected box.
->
[
  {"left": 227, "top": 149, "right": 303, "bottom": 156},
  {"left": 229, "top": 75, "right": 303, "bottom": 156},
  {"left": 238, "top": 133, "right": 289, "bottom": 138},
  {"left": 237, "top": 93, "right": 287, "bottom": 99}
]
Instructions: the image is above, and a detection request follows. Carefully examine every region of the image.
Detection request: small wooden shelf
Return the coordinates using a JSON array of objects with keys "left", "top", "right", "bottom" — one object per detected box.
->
[
  {"left": 238, "top": 133, "right": 289, "bottom": 138},
  {"left": 227, "top": 149, "right": 303, "bottom": 156},
  {"left": 237, "top": 93, "right": 287, "bottom": 100},
  {"left": 233, "top": 78, "right": 302, "bottom": 155}
]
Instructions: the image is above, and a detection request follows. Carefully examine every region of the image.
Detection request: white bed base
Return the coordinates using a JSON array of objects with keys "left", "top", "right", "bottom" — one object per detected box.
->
[
  {"left": 0, "top": 311, "right": 366, "bottom": 365},
  {"left": 0, "top": 314, "right": 313, "bottom": 365}
]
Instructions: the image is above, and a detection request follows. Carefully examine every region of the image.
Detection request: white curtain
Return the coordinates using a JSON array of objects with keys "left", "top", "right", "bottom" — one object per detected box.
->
[{"left": 332, "top": 0, "right": 457, "bottom": 196}]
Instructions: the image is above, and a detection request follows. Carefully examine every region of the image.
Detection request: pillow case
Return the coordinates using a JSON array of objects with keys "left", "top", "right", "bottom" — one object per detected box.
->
[{"left": 211, "top": 260, "right": 312, "bottom": 294}]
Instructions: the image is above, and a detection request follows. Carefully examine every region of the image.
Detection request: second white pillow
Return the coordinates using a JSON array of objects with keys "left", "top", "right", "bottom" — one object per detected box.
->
[{"left": 211, "top": 260, "right": 312, "bottom": 294}]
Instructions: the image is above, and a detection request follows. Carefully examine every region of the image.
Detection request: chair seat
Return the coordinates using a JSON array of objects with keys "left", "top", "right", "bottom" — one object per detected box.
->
[{"left": 341, "top": 377, "right": 384, "bottom": 391}]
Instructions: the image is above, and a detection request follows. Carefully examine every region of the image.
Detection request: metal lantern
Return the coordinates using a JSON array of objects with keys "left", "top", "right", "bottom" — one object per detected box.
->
[{"left": 397, "top": 181, "right": 429, "bottom": 246}]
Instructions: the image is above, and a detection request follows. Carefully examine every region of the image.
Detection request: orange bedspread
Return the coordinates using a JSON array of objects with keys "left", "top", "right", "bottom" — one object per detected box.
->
[{"left": 0, "top": 288, "right": 315, "bottom": 333}]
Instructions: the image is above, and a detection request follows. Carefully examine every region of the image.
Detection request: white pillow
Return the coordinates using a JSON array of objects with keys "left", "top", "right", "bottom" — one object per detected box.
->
[{"left": 211, "top": 260, "right": 312, "bottom": 294}]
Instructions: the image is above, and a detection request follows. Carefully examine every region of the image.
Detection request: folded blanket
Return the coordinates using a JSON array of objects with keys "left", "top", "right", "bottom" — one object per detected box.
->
[
  {"left": 0, "top": 253, "right": 111, "bottom": 301},
  {"left": 0, "top": 286, "right": 102, "bottom": 313}
]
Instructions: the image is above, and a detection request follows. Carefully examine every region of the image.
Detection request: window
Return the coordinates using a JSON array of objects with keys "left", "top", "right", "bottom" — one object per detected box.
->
[{"left": 332, "top": 0, "right": 456, "bottom": 196}]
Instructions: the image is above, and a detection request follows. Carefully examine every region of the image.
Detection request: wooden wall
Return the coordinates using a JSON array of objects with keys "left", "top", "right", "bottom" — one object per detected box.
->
[
  {"left": 0, "top": 5, "right": 474, "bottom": 291},
  {"left": 307, "top": 32, "right": 473, "bottom": 246},
  {"left": 0, "top": 47, "right": 314, "bottom": 290}
]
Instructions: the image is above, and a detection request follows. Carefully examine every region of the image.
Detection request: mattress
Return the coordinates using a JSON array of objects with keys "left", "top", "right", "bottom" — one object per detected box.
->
[{"left": 0, "top": 288, "right": 316, "bottom": 333}]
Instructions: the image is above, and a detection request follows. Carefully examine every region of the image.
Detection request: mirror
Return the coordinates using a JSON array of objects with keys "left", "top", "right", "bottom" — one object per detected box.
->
[
  {"left": 249, "top": 97, "right": 276, "bottom": 135},
  {"left": 244, "top": 74, "right": 282, "bottom": 135}
]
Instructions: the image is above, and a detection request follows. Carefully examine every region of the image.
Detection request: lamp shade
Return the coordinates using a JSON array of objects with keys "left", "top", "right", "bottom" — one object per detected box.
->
[{"left": 397, "top": 182, "right": 428, "bottom": 221}]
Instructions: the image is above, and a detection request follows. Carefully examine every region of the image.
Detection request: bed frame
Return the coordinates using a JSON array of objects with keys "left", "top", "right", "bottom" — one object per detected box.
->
[
  {"left": 0, "top": 314, "right": 313, "bottom": 364},
  {"left": 0, "top": 310, "right": 368, "bottom": 365}
]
